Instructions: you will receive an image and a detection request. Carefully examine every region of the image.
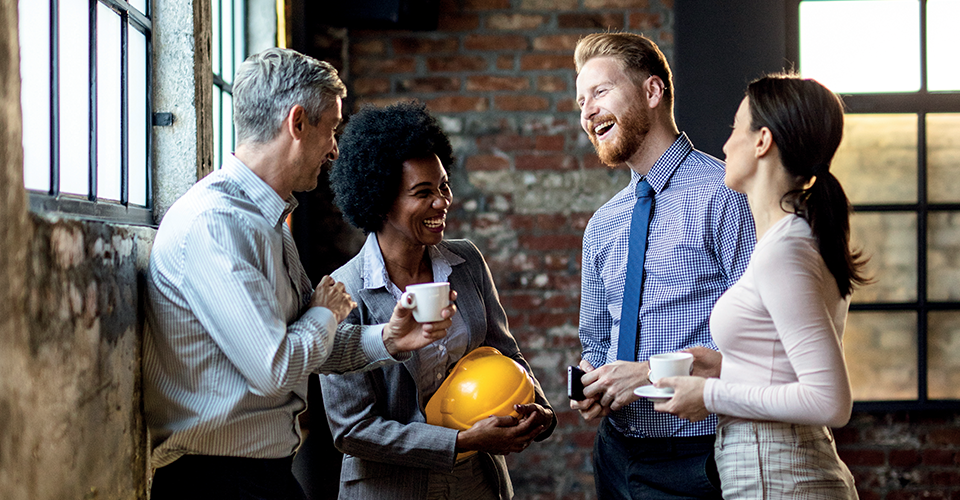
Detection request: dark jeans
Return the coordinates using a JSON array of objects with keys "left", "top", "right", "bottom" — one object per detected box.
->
[
  {"left": 594, "top": 418, "right": 722, "bottom": 500},
  {"left": 151, "top": 454, "right": 306, "bottom": 500}
]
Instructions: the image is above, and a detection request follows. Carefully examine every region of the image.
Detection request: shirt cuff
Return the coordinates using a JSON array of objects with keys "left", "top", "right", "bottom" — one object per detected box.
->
[
  {"left": 703, "top": 377, "right": 719, "bottom": 414},
  {"left": 361, "top": 323, "right": 412, "bottom": 363},
  {"left": 302, "top": 306, "right": 339, "bottom": 354}
]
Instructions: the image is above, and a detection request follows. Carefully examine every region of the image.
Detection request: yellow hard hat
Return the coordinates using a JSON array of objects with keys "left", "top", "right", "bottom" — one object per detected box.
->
[{"left": 425, "top": 346, "right": 535, "bottom": 431}]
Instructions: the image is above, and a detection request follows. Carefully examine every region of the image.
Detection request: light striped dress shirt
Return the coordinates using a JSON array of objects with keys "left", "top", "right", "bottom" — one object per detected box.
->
[
  {"left": 579, "top": 133, "right": 756, "bottom": 438},
  {"left": 145, "top": 155, "right": 401, "bottom": 469}
]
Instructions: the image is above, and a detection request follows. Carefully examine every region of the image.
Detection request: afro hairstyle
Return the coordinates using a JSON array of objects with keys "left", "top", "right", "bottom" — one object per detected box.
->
[{"left": 330, "top": 100, "right": 455, "bottom": 234}]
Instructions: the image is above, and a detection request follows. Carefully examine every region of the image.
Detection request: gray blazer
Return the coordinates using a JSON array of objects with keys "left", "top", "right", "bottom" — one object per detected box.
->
[{"left": 321, "top": 239, "right": 556, "bottom": 500}]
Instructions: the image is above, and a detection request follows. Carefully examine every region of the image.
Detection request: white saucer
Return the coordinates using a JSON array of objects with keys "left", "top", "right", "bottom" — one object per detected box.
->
[{"left": 634, "top": 385, "right": 674, "bottom": 401}]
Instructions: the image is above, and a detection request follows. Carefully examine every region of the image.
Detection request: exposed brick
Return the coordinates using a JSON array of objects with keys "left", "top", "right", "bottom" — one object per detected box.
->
[
  {"left": 508, "top": 215, "right": 537, "bottom": 230},
  {"left": 544, "top": 253, "right": 572, "bottom": 271},
  {"left": 397, "top": 77, "right": 461, "bottom": 93},
  {"left": 921, "top": 449, "right": 957, "bottom": 466},
  {"left": 502, "top": 293, "right": 544, "bottom": 310},
  {"left": 533, "top": 34, "right": 583, "bottom": 52},
  {"left": 352, "top": 57, "right": 416, "bottom": 75},
  {"left": 464, "top": 0, "right": 510, "bottom": 9},
  {"left": 928, "top": 469, "right": 960, "bottom": 486},
  {"left": 352, "top": 77, "right": 390, "bottom": 96},
  {"left": 465, "top": 34, "right": 528, "bottom": 51},
  {"left": 659, "top": 31, "right": 674, "bottom": 45},
  {"left": 426, "top": 95, "right": 488, "bottom": 113},
  {"left": 629, "top": 12, "right": 664, "bottom": 30},
  {"left": 583, "top": 153, "right": 609, "bottom": 170},
  {"left": 886, "top": 491, "right": 949, "bottom": 500},
  {"left": 467, "top": 75, "right": 531, "bottom": 92},
  {"left": 533, "top": 214, "right": 569, "bottom": 230},
  {"left": 833, "top": 427, "right": 860, "bottom": 445},
  {"left": 520, "top": 234, "right": 582, "bottom": 251},
  {"left": 438, "top": 13, "right": 480, "bottom": 31},
  {"left": 838, "top": 449, "right": 886, "bottom": 467},
  {"left": 518, "top": 0, "right": 578, "bottom": 9},
  {"left": 495, "top": 95, "right": 550, "bottom": 111},
  {"left": 487, "top": 13, "right": 547, "bottom": 30},
  {"left": 543, "top": 293, "right": 573, "bottom": 309},
  {"left": 535, "top": 135, "right": 565, "bottom": 151},
  {"left": 465, "top": 154, "right": 510, "bottom": 172},
  {"left": 927, "top": 428, "right": 960, "bottom": 446},
  {"left": 571, "top": 213, "right": 592, "bottom": 231},
  {"left": 521, "top": 54, "right": 574, "bottom": 71},
  {"left": 353, "top": 96, "right": 408, "bottom": 109},
  {"left": 557, "top": 99, "right": 579, "bottom": 112},
  {"left": 392, "top": 37, "right": 459, "bottom": 54},
  {"left": 528, "top": 312, "right": 577, "bottom": 328},
  {"left": 350, "top": 39, "right": 385, "bottom": 56},
  {"left": 889, "top": 449, "right": 922, "bottom": 467},
  {"left": 557, "top": 13, "right": 625, "bottom": 30},
  {"left": 585, "top": 0, "right": 649, "bottom": 7},
  {"left": 427, "top": 55, "right": 488, "bottom": 72},
  {"left": 516, "top": 153, "right": 577, "bottom": 171},
  {"left": 477, "top": 134, "right": 536, "bottom": 151},
  {"left": 537, "top": 75, "right": 567, "bottom": 92},
  {"left": 497, "top": 56, "right": 515, "bottom": 70}
]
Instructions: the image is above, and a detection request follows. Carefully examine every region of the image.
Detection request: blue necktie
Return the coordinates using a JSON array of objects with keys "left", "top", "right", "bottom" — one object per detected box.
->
[{"left": 618, "top": 179, "right": 655, "bottom": 361}]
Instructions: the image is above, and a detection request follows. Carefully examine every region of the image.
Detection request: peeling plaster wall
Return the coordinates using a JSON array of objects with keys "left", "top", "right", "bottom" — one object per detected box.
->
[{"left": 0, "top": 216, "right": 154, "bottom": 500}]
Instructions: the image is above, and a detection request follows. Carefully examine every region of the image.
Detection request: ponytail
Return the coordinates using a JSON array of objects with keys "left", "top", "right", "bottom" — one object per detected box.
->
[
  {"left": 749, "top": 73, "right": 870, "bottom": 297},
  {"left": 784, "top": 170, "right": 868, "bottom": 297}
]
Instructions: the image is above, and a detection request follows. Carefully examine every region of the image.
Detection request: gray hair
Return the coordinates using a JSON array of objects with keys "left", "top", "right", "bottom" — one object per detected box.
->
[{"left": 233, "top": 48, "right": 347, "bottom": 145}]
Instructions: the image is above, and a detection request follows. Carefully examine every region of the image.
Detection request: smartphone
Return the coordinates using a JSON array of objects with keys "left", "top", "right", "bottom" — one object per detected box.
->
[{"left": 567, "top": 365, "right": 586, "bottom": 401}]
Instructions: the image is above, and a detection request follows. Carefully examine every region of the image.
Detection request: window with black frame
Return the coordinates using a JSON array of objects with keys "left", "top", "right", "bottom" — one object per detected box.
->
[
  {"left": 212, "top": 0, "right": 246, "bottom": 171},
  {"left": 19, "top": 0, "right": 153, "bottom": 225},
  {"left": 789, "top": 0, "right": 960, "bottom": 408}
]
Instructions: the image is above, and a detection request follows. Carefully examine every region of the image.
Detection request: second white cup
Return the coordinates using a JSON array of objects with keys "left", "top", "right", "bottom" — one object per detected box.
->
[
  {"left": 401, "top": 282, "right": 450, "bottom": 323},
  {"left": 647, "top": 352, "right": 694, "bottom": 393}
]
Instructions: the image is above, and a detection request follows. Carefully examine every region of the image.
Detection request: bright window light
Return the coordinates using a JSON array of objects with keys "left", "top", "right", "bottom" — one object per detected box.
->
[
  {"left": 928, "top": 0, "right": 960, "bottom": 91},
  {"left": 800, "top": 0, "right": 920, "bottom": 93}
]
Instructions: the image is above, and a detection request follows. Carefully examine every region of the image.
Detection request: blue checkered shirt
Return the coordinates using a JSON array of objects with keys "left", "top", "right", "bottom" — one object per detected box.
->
[{"left": 579, "top": 133, "right": 756, "bottom": 438}]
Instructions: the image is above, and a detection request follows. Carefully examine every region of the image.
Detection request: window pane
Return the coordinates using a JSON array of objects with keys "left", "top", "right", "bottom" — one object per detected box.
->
[
  {"left": 927, "top": 0, "right": 960, "bottom": 91},
  {"left": 129, "top": 26, "right": 148, "bottom": 207},
  {"left": 128, "top": 0, "right": 147, "bottom": 15},
  {"left": 832, "top": 114, "right": 917, "bottom": 204},
  {"left": 212, "top": 0, "right": 221, "bottom": 77},
  {"left": 233, "top": 0, "right": 245, "bottom": 82},
  {"left": 927, "top": 114, "right": 960, "bottom": 203},
  {"left": 850, "top": 212, "right": 917, "bottom": 303},
  {"left": 60, "top": 0, "right": 90, "bottom": 196},
  {"left": 844, "top": 311, "right": 917, "bottom": 401},
  {"left": 97, "top": 3, "right": 122, "bottom": 202},
  {"left": 929, "top": 311, "right": 960, "bottom": 399},
  {"left": 213, "top": 87, "right": 222, "bottom": 170},
  {"left": 19, "top": 0, "right": 51, "bottom": 192},
  {"left": 799, "top": 0, "right": 920, "bottom": 93},
  {"left": 928, "top": 212, "right": 960, "bottom": 301},
  {"left": 221, "top": 0, "right": 234, "bottom": 84},
  {"left": 223, "top": 91, "right": 234, "bottom": 158}
]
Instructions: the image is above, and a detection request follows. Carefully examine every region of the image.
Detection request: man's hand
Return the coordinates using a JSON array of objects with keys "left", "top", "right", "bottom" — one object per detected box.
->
[
  {"left": 683, "top": 346, "right": 723, "bottom": 378},
  {"left": 309, "top": 275, "right": 356, "bottom": 323},
  {"left": 652, "top": 376, "right": 709, "bottom": 422},
  {"left": 382, "top": 290, "right": 458, "bottom": 356},
  {"left": 582, "top": 359, "right": 649, "bottom": 412},
  {"left": 569, "top": 359, "right": 608, "bottom": 424}
]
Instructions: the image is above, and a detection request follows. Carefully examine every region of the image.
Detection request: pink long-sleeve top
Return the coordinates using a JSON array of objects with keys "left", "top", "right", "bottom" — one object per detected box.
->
[{"left": 704, "top": 214, "right": 853, "bottom": 428}]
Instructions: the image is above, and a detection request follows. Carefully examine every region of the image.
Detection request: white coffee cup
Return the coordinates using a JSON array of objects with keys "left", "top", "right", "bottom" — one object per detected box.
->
[
  {"left": 647, "top": 352, "right": 694, "bottom": 394},
  {"left": 400, "top": 282, "right": 450, "bottom": 323}
]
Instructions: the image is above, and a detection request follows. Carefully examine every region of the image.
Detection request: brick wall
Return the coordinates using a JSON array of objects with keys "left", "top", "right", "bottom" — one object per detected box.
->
[{"left": 299, "top": 1, "right": 960, "bottom": 498}]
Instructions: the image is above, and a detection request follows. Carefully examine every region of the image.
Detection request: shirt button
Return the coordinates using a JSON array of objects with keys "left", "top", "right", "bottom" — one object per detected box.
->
[
  {"left": 630, "top": 426, "right": 637, "bottom": 432},
  {"left": 436, "top": 373, "right": 443, "bottom": 380}
]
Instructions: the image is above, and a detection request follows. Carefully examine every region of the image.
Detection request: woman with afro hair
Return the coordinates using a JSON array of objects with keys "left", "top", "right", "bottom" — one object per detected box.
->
[{"left": 319, "top": 101, "right": 556, "bottom": 500}]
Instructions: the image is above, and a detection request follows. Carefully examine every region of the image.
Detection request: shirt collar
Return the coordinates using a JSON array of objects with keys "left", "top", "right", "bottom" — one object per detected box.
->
[
  {"left": 222, "top": 154, "right": 298, "bottom": 226},
  {"left": 630, "top": 132, "right": 694, "bottom": 195},
  {"left": 360, "top": 232, "right": 465, "bottom": 291}
]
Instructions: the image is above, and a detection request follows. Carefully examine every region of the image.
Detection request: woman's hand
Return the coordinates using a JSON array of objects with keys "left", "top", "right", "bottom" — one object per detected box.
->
[
  {"left": 683, "top": 346, "right": 723, "bottom": 379},
  {"left": 383, "top": 291, "right": 458, "bottom": 355},
  {"left": 652, "top": 375, "right": 710, "bottom": 422},
  {"left": 455, "top": 408, "right": 547, "bottom": 455},
  {"left": 514, "top": 403, "right": 554, "bottom": 440}
]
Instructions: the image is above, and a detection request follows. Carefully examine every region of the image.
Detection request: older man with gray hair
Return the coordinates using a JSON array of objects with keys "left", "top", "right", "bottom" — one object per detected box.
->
[{"left": 145, "top": 48, "right": 455, "bottom": 500}]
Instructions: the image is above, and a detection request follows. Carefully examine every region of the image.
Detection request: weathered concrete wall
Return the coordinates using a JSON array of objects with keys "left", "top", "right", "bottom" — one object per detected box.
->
[{"left": 0, "top": 216, "right": 154, "bottom": 500}]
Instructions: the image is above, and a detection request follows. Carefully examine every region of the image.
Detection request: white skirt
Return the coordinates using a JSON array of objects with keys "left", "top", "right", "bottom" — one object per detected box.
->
[{"left": 715, "top": 420, "right": 858, "bottom": 500}]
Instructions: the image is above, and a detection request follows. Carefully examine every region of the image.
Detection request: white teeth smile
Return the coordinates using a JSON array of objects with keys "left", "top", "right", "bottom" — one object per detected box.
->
[
  {"left": 594, "top": 120, "right": 615, "bottom": 136},
  {"left": 423, "top": 217, "right": 444, "bottom": 229}
]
